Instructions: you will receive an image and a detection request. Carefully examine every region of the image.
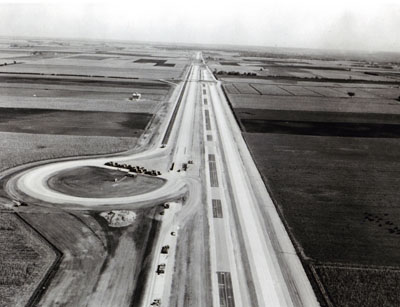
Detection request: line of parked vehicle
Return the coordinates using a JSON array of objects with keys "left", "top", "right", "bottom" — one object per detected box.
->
[{"left": 104, "top": 161, "right": 162, "bottom": 177}]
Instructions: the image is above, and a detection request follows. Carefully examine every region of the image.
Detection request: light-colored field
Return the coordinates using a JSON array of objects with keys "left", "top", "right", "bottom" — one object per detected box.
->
[
  {"left": 0, "top": 95, "right": 159, "bottom": 113},
  {"left": 225, "top": 81, "right": 396, "bottom": 100},
  {"left": 0, "top": 41, "right": 191, "bottom": 80},
  {"left": 0, "top": 51, "right": 31, "bottom": 60},
  {"left": 333, "top": 87, "right": 379, "bottom": 98},
  {"left": 232, "top": 83, "right": 259, "bottom": 94},
  {"left": 224, "top": 84, "right": 240, "bottom": 94},
  {"left": 304, "top": 86, "right": 348, "bottom": 97},
  {"left": 308, "top": 68, "right": 393, "bottom": 82},
  {"left": 362, "top": 87, "right": 400, "bottom": 100},
  {"left": 0, "top": 132, "right": 138, "bottom": 171},
  {"left": 251, "top": 83, "right": 291, "bottom": 95},
  {"left": 0, "top": 83, "right": 168, "bottom": 98},
  {"left": 287, "top": 71, "right": 316, "bottom": 78},
  {"left": 279, "top": 85, "right": 322, "bottom": 96},
  {"left": 229, "top": 94, "right": 400, "bottom": 114},
  {"left": 0, "top": 63, "right": 184, "bottom": 79}
]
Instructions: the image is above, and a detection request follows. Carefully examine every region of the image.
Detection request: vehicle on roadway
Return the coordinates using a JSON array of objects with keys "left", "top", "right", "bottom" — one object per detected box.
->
[
  {"left": 156, "top": 264, "right": 166, "bottom": 275},
  {"left": 161, "top": 245, "right": 170, "bottom": 254}
]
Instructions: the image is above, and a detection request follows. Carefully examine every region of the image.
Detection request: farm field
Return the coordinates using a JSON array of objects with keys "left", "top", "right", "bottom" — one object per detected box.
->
[
  {"left": 213, "top": 48, "right": 400, "bottom": 306},
  {"left": 0, "top": 132, "right": 138, "bottom": 172},
  {"left": 244, "top": 133, "right": 400, "bottom": 306},
  {"left": 0, "top": 91, "right": 162, "bottom": 113},
  {"left": 206, "top": 47, "right": 399, "bottom": 83},
  {"left": 0, "top": 39, "right": 190, "bottom": 80},
  {"left": 0, "top": 37, "right": 190, "bottom": 170},
  {"left": 236, "top": 108, "right": 400, "bottom": 137},
  {"left": 236, "top": 108, "right": 400, "bottom": 125},
  {"left": 0, "top": 213, "right": 57, "bottom": 307},
  {"left": 48, "top": 166, "right": 165, "bottom": 198},
  {"left": 0, "top": 107, "right": 152, "bottom": 137},
  {"left": 12, "top": 206, "right": 161, "bottom": 307},
  {"left": 227, "top": 94, "right": 400, "bottom": 113},
  {"left": 0, "top": 63, "right": 185, "bottom": 79}
]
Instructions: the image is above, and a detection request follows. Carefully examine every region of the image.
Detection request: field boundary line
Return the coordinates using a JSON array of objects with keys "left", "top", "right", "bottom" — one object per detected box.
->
[
  {"left": 275, "top": 85, "right": 296, "bottom": 96},
  {"left": 214, "top": 74, "right": 400, "bottom": 86},
  {"left": 309, "top": 265, "right": 335, "bottom": 307},
  {"left": 15, "top": 212, "right": 63, "bottom": 307},
  {"left": 313, "top": 262, "right": 400, "bottom": 272},
  {"left": 248, "top": 84, "right": 263, "bottom": 95},
  {"left": 231, "top": 83, "right": 243, "bottom": 94}
]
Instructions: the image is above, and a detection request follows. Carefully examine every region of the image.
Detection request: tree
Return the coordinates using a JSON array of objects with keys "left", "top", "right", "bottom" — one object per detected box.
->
[{"left": 347, "top": 92, "right": 355, "bottom": 98}]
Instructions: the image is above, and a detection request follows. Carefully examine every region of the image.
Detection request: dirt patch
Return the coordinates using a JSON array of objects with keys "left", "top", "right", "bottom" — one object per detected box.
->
[
  {"left": 99, "top": 210, "right": 137, "bottom": 228},
  {"left": 47, "top": 166, "right": 165, "bottom": 198}
]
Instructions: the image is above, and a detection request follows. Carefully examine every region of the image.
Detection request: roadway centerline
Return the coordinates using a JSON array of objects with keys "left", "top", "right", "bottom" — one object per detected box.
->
[{"left": 202, "top": 80, "right": 245, "bottom": 307}]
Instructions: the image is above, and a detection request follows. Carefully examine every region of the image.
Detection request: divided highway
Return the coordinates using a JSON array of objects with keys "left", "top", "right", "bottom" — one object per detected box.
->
[
  {"left": 201, "top": 65, "right": 319, "bottom": 306},
  {"left": 4, "top": 52, "right": 319, "bottom": 307}
]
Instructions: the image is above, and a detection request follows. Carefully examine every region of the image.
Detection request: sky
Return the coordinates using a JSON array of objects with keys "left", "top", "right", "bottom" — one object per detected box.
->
[{"left": 0, "top": 0, "right": 399, "bottom": 52}]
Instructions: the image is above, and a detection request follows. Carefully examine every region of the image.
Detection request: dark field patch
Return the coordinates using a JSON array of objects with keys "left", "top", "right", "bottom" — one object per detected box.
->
[
  {"left": 235, "top": 107, "right": 400, "bottom": 138},
  {"left": 315, "top": 266, "right": 400, "bottom": 307},
  {"left": 0, "top": 86, "right": 134, "bottom": 99},
  {"left": 236, "top": 108, "right": 400, "bottom": 124},
  {"left": 237, "top": 107, "right": 400, "bottom": 137},
  {"left": 48, "top": 166, "right": 165, "bottom": 198},
  {"left": 133, "top": 58, "right": 175, "bottom": 67},
  {"left": 257, "top": 64, "right": 350, "bottom": 71},
  {"left": 0, "top": 75, "right": 169, "bottom": 89},
  {"left": 241, "top": 119, "right": 400, "bottom": 137},
  {"left": 219, "top": 62, "right": 239, "bottom": 66},
  {"left": 155, "top": 63, "right": 175, "bottom": 67},
  {"left": 0, "top": 107, "right": 152, "bottom": 137},
  {"left": 134, "top": 58, "right": 167, "bottom": 64},
  {"left": 244, "top": 133, "right": 400, "bottom": 305}
]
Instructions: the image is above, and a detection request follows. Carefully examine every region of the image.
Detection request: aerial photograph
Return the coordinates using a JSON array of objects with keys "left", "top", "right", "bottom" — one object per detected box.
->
[{"left": 0, "top": 0, "right": 399, "bottom": 306}]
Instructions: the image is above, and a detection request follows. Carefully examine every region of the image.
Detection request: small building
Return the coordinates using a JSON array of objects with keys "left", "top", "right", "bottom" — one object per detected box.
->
[{"left": 130, "top": 92, "right": 141, "bottom": 100}]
